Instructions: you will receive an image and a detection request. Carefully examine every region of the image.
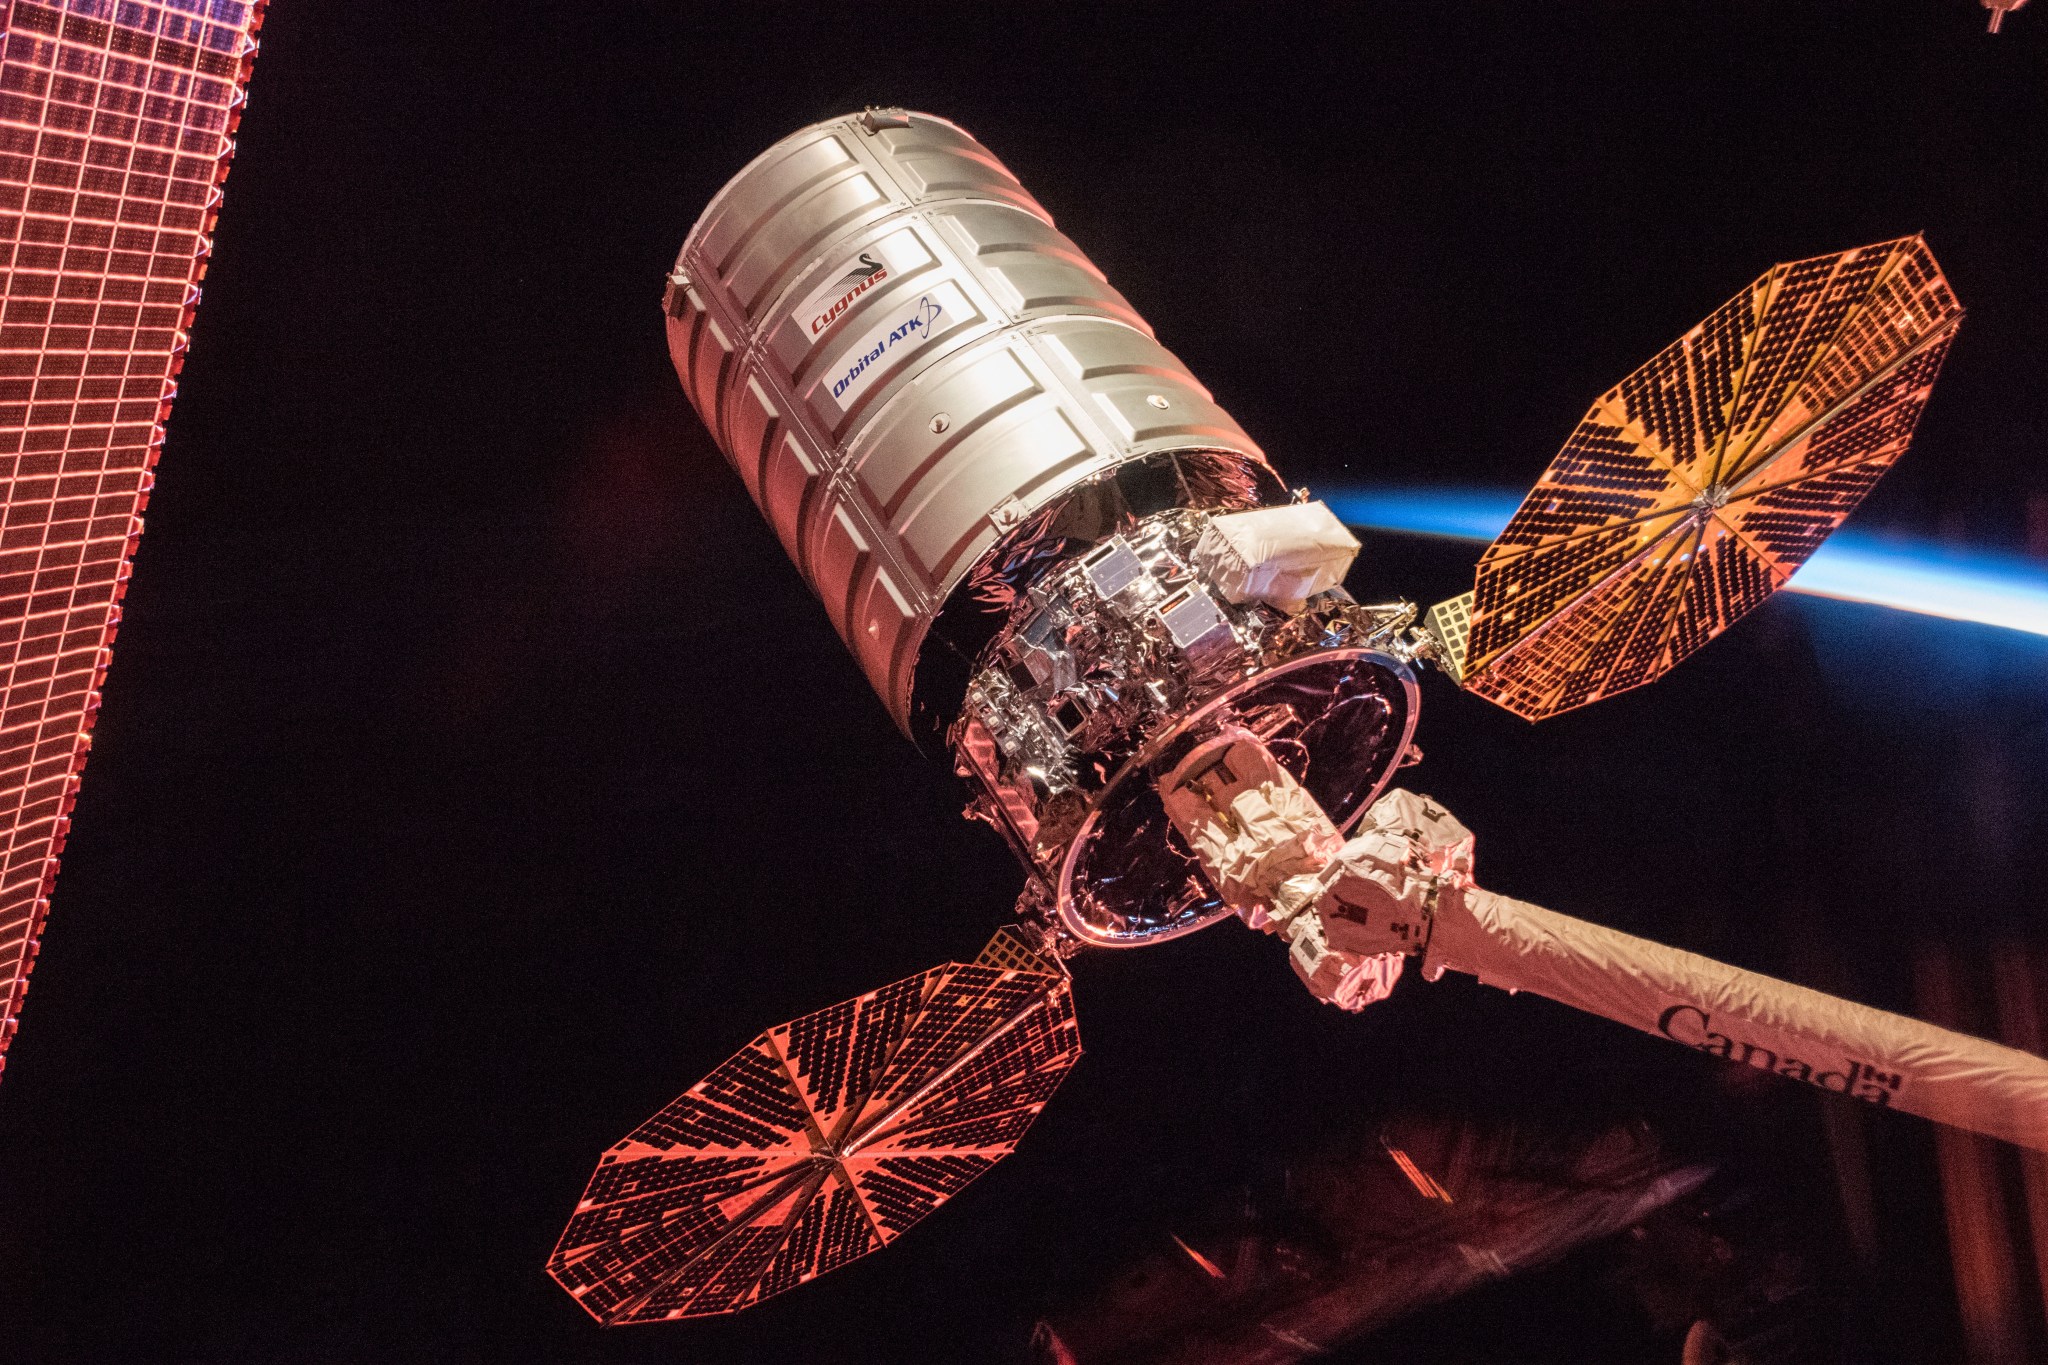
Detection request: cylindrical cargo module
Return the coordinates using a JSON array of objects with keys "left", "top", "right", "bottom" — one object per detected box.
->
[
  {"left": 671, "top": 110, "right": 1424, "bottom": 949},
  {"left": 664, "top": 108, "right": 1281, "bottom": 743}
]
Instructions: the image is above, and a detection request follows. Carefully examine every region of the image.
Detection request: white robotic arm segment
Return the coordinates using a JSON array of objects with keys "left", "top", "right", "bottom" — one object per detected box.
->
[
  {"left": 1427, "top": 885, "right": 2048, "bottom": 1152},
  {"left": 1160, "top": 733, "right": 1411, "bottom": 1009},
  {"left": 1158, "top": 733, "right": 1344, "bottom": 926},
  {"left": 1158, "top": 744, "right": 2048, "bottom": 1151},
  {"left": 1312, "top": 789, "right": 1475, "bottom": 959},
  {"left": 1280, "top": 918, "right": 1406, "bottom": 1012}
]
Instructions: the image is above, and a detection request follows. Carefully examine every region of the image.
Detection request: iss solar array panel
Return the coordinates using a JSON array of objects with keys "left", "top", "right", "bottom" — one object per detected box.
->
[
  {"left": 549, "top": 958, "right": 1082, "bottom": 1324},
  {"left": 0, "top": 0, "right": 267, "bottom": 1078},
  {"left": 1461, "top": 237, "right": 1962, "bottom": 721}
]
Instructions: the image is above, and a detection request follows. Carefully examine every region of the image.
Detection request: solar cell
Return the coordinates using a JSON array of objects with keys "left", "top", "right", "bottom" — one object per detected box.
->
[
  {"left": 1461, "top": 237, "right": 1962, "bottom": 721},
  {"left": 548, "top": 956, "right": 1081, "bottom": 1323},
  {"left": 0, "top": 0, "right": 267, "bottom": 1080}
]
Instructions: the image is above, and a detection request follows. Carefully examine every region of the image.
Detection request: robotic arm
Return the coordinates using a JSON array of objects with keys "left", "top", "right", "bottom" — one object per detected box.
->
[{"left": 1160, "top": 734, "right": 2048, "bottom": 1152}]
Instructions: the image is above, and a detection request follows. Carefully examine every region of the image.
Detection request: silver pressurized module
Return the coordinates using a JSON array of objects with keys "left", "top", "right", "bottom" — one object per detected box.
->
[{"left": 665, "top": 108, "right": 1420, "bottom": 949}]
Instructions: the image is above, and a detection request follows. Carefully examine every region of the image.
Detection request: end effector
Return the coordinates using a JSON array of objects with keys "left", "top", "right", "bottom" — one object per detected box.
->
[
  {"left": 1159, "top": 737, "right": 2048, "bottom": 1156},
  {"left": 1159, "top": 732, "right": 1470, "bottom": 1010}
]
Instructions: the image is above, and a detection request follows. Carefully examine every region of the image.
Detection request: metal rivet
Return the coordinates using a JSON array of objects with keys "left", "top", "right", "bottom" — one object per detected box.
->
[
  {"left": 1145, "top": 393, "right": 1170, "bottom": 409},
  {"left": 929, "top": 413, "right": 950, "bottom": 434}
]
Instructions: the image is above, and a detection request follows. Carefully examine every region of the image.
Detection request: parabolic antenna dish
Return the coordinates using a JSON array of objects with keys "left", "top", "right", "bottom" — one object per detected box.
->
[
  {"left": 1456, "top": 236, "right": 1963, "bottom": 720},
  {"left": 548, "top": 946, "right": 1080, "bottom": 1324}
]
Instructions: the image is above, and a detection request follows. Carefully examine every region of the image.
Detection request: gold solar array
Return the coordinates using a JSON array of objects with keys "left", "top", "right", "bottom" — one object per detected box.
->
[
  {"left": 548, "top": 959, "right": 1081, "bottom": 1324},
  {"left": 1460, "top": 237, "right": 1962, "bottom": 721},
  {"left": 974, "top": 922, "right": 1064, "bottom": 975},
  {"left": 1422, "top": 592, "right": 1473, "bottom": 684}
]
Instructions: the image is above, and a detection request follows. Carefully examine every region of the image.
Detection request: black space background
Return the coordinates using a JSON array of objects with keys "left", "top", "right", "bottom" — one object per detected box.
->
[{"left": 3, "top": 3, "right": 2048, "bottom": 1362}]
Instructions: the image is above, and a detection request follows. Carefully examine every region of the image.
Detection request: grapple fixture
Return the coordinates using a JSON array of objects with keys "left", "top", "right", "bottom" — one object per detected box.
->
[{"left": 550, "top": 111, "right": 2045, "bottom": 1326}]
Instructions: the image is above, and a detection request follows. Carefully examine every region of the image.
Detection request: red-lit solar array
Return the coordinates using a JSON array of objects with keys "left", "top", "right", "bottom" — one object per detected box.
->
[
  {"left": 549, "top": 956, "right": 1081, "bottom": 1324},
  {"left": 0, "top": 0, "right": 266, "bottom": 1078},
  {"left": 1462, "top": 238, "right": 1962, "bottom": 720}
]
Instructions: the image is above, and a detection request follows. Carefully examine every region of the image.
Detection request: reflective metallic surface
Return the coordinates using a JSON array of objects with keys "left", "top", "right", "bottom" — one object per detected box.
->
[
  {"left": 666, "top": 110, "right": 1272, "bottom": 734},
  {"left": 666, "top": 110, "right": 1400, "bottom": 951},
  {"left": 1057, "top": 652, "right": 1416, "bottom": 947},
  {"left": 949, "top": 504, "right": 1417, "bottom": 946}
]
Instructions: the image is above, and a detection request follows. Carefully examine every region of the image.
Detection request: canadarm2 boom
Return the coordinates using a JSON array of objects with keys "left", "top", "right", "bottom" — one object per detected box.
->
[
  {"left": 1432, "top": 885, "right": 2048, "bottom": 1150},
  {"left": 1159, "top": 735, "right": 2048, "bottom": 1153}
]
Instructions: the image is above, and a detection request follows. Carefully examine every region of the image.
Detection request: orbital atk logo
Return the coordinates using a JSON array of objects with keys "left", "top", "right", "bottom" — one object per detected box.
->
[{"left": 830, "top": 295, "right": 946, "bottom": 401}]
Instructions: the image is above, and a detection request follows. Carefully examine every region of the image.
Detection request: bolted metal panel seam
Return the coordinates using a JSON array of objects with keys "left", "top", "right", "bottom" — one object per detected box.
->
[{"left": 666, "top": 111, "right": 1267, "bottom": 732}]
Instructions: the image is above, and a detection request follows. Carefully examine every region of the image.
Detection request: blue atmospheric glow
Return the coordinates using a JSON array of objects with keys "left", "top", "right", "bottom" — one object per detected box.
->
[{"left": 1323, "top": 486, "right": 2048, "bottom": 640}]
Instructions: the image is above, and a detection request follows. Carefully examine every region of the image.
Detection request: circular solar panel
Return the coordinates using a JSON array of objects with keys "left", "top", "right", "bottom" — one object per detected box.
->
[
  {"left": 1461, "top": 236, "right": 1963, "bottom": 721},
  {"left": 548, "top": 955, "right": 1080, "bottom": 1323}
]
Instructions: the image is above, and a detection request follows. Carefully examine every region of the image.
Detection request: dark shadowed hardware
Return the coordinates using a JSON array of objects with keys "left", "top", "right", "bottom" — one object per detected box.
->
[
  {"left": 1030, "top": 1113, "right": 1715, "bottom": 1365},
  {"left": 551, "top": 109, "right": 2048, "bottom": 1325}
]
